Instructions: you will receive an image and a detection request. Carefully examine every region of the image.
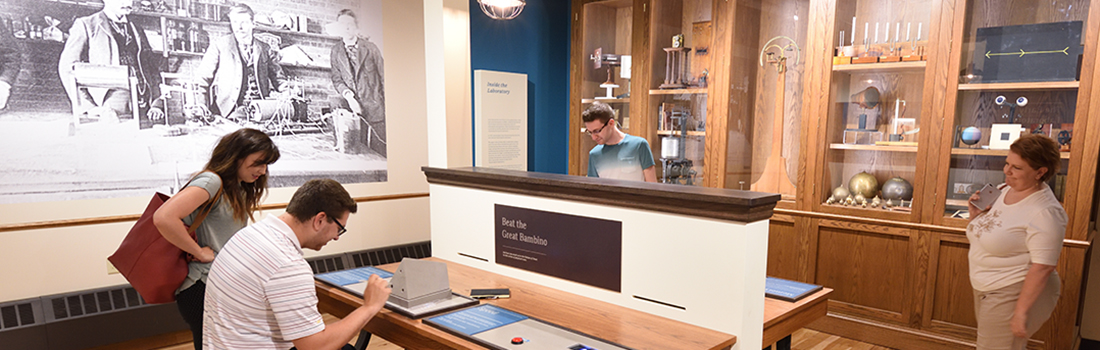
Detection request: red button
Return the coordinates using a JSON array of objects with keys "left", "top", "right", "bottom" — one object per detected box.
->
[{"left": 511, "top": 337, "right": 524, "bottom": 345}]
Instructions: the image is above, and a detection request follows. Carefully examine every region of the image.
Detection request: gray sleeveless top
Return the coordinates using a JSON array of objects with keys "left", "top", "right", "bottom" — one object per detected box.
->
[{"left": 176, "top": 172, "right": 247, "bottom": 294}]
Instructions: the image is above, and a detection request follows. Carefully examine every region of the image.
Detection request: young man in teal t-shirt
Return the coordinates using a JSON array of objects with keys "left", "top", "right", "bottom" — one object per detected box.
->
[{"left": 583, "top": 102, "right": 657, "bottom": 182}]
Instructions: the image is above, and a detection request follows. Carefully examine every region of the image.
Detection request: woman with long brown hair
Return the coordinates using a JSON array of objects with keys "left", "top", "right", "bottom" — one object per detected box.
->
[{"left": 153, "top": 128, "right": 280, "bottom": 349}]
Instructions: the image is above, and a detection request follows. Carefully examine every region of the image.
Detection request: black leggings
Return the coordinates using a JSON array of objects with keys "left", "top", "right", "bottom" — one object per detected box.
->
[{"left": 176, "top": 281, "right": 206, "bottom": 350}]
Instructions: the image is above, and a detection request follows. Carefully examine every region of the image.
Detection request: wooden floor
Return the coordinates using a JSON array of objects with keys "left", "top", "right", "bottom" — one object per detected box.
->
[{"left": 151, "top": 315, "right": 894, "bottom": 350}]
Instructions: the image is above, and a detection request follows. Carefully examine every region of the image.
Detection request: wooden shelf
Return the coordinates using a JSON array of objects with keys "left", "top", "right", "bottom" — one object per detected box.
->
[
  {"left": 588, "top": 0, "right": 633, "bottom": 8},
  {"left": 649, "top": 88, "right": 708, "bottom": 95},
  {"left": 829, "top": 143, "right": 918, "bottom": 152},
  {"left": 581, "top": 98, "right": 630, "bottom": 104},
  {"left": 658, "top": 130, "right": 705, "bottom": 137},
  {"left": 832, "top": 60, "right": 927, "bottom": 72},
  {"left": 958, "top": 81, "right": 1079, "bottom": 91},
  {"left": 951, "top": 148, "right": 1071, "bottom": 159}
]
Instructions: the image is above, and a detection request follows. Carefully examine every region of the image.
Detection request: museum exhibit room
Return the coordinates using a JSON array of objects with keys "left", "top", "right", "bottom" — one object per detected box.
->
[{"left": 6, "top": 0, "right": 1100, "bottom": 349}]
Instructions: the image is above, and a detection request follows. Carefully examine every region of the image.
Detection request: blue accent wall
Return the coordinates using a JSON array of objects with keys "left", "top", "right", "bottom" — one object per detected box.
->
[{"left": 470, "top": 0, "right": 571, "bottom": 174}]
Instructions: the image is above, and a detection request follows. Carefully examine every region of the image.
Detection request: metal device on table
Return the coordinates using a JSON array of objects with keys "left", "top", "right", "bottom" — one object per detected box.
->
[
  {"left": 660, "top": 109, "right": 697, "bottom": 185},
  {"left": 159, "top": 80, "right": 213, "bottom": 125},
  {"left": 245, "top": 78, "right": 320, "bottom": 135},
  {"left": 590, "top": 47, "right": 623, "bottom": 100}
]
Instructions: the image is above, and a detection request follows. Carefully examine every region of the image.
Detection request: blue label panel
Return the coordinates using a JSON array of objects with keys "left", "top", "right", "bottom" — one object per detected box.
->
[
  {"left": 427, "top": 304, "right": 528, "bottom": 336},
  {"left": 765, "top": 277, "right": 821, "bottom": 299},
  {"left": 316, "top": 266, "right": 393, "bottom": 286}
]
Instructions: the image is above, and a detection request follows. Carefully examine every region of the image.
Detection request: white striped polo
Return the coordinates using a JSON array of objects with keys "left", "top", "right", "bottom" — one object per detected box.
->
[{"left": 204, "top": 214, "right": 325, "bottom": 349}]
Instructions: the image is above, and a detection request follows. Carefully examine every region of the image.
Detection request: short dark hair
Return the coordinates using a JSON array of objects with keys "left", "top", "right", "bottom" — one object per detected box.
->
[
  {"left": 582, "top": 102, "right": 615, "bottom": 123},
  {"left": 285, "top": 179, "right": 358, "bottom": 223},
  {"left": 227, "top": 4, "right": 254, "bottom": 21},
  {"left": 337, "top": 9, "right": 358, "bottom": 21},
  {"left": 1010, "top": 134, "right": 1061, "bottom": 182}
]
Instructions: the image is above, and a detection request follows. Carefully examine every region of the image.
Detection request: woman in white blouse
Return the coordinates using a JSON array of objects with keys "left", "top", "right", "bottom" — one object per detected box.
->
[{"left": 967, "top": 134, "right": 1066, "bottom": 349}]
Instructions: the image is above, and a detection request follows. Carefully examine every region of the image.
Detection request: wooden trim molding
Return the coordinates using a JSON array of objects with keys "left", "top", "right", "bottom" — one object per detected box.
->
[
  {"left": 0, "top": 192, "right": 430, "bottom": 233},
  {"left": 422, "top": 167, "right": 781, "bottom": 222},
  {"left": 776, "top": 208, "right": 1091, "bottom": 249}
]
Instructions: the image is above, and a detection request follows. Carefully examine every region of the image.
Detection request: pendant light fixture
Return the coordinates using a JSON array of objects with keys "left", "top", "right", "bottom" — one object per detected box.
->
[{"left": 478, "top": 0, "right": 525, "bottom": 20}]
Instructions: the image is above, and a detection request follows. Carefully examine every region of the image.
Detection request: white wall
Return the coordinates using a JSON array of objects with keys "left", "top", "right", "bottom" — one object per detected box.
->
[{"left": 0, "top": 1, "right": 449, "bottom": 303}]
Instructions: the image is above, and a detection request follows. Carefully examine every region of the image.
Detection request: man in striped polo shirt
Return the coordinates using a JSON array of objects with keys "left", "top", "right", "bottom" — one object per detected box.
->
[{"left": 204, "top": 179, "right": 391, "bottom": 349}]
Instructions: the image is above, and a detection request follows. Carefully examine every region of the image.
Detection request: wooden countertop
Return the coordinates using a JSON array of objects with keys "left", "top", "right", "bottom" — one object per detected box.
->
[
  {"left": 763, "top": 288, "right": 833, "bottom": 346},
  {"left": 421, "top": 167, "right": 781, "bottom": 222},
  {"left": 317, "top": 257, "right": 737, "bottom": 350}
]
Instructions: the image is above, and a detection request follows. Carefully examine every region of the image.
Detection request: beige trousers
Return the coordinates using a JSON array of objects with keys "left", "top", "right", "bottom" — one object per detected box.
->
[{"left": 973, "top": 271, "right": 1060, "bottom": 350}]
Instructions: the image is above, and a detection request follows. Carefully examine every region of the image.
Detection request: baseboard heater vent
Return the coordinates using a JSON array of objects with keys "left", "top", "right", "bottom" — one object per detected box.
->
[
  {"left": 305, "top": 241, "right": 432, "bottom": 275},
  {"left": 347, "top": 241, "right": 431, "bottom": 268},
  {"left": 0, "top": 298, "right": 42, "bottom": 331},
  {"left": 309, "top": 255, "right": 348, "bottom": 274},
  {"left": 0, "top": 285, "right": 186, "bottom": 350},
  {"left": 42, "top": 285, "right": 145, "bottom": 323}
]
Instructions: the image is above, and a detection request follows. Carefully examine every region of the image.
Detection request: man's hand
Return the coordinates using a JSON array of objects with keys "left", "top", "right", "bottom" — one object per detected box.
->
[
  {"left": 361, "top": 274, "right": 392, "bottom": 311},
  {"left": 148, "top": 107, "right": 165, "bottom": 121},
  {"left": 343, "top": 91, "right": 362, "bottom": 115}
]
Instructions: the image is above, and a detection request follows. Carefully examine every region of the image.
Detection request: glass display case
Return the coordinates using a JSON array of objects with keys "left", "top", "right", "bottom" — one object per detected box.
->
[
  {"left": 820, "top": 0, "right": 932, "bottom": 217},
  {"left": 576, "top": 0, "right": 635, "bottom": 176},
  {"left": 938, "top": 0, "right": 1088, "bottom": 224},
  {"left": 724, "top": 0, "right": 810, "bottom": 202},
  {"left": 646, "top": 0, "right": 711, "bottom": 186}
]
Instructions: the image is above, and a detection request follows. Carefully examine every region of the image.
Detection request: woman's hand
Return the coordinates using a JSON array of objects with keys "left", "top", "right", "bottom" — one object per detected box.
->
[
  {"left": 1011, "top": 312, "right": 1028, "bottom": 338},
  {"left": 967, "top": 193, "right": 990, "bottom": 219},
  {"left": 193, "top": 247, "right": 216, "bottom": 263}
]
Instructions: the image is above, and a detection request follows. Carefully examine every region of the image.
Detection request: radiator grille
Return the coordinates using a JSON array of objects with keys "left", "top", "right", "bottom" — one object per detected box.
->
[
  {"left": 42, "top": 286, "right": 145, "bottom": 323},
  {"left": 349, "top": 242, "right": 431, "bottom": 268},
  {"left": 306, "top": 241, "right": 431, "bottom": 274},
  {"left": 0, "top": 299, "right": 42, "bottom": 332},
  {"left": 308, "top": 255, "right": 348, "bottom": 274}
]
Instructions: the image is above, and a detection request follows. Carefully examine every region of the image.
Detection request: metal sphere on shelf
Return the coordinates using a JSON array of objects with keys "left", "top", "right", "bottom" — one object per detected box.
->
[
  {"left": 478, "top": 0, "right": 526, "bottom": 20},
  {"left": 831, "top": 186, "right": 850, "bottom": 202},
  {"left": 960, "top": 126, "right": 982, "bottom": 145},
  {"left": 881, "top": 176, "right": 914, "bottom": 201},
  {"left": 848, "top": 171, "right": 879, "bottom": 199}
]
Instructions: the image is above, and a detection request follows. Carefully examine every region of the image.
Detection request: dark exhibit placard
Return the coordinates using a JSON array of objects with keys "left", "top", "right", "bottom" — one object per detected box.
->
[
  {"left": 975, "top": 21, "right": 1084, "bottom": 83},
  {"left": 495, "top": 204, "right": 622, "bottom": 292}
]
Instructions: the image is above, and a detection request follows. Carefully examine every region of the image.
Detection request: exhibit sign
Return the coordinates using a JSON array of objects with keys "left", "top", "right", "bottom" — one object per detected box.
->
[
  {"left": 494, "top": 204, "right": 622, "bottom": 292},
  {"left": 474, "top": 70, "right": 528, "bottom": 171}
]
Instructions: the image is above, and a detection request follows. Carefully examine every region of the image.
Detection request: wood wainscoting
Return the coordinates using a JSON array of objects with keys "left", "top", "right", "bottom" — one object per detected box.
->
[{"left": 769, "top": 209, "right": 1091, "bottom": 350}]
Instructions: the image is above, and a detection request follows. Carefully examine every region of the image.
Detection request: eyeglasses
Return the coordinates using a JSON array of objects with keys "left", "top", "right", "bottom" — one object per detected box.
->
[
  {"left": 332, "top": 218, "right": 347, "bottom": 236},
  {"left": 585, "top": 119, "right": 610, "bottom": 136}
]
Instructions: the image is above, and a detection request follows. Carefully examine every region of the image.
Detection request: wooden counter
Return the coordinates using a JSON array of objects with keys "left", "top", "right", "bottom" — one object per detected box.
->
[{"left": 317, "top": 257, "right": 832, "bottom": 350}]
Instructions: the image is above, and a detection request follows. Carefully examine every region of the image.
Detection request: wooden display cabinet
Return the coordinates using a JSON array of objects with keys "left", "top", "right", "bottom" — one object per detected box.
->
[
  {"left": 572, "top": 0, "right": 1100, "bottom": 348},
  {"left": 572, "top": 0, "right": 639, "bottom": 177},
  {"left": 645, "top": 0, "right": 711, "bottom": 186},
  {"left": 711, "top": 0, "right": 810, "bottom": 203}
]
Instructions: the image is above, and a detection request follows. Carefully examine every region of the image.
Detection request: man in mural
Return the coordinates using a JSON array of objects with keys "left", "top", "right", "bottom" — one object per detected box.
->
[
  {"left": 330, "top": 9, "right": 386, "bottom": 156},
  {"left": 583, "top": 102, "right": 657, "bottom": 182},
  {"left": 0, "top": 22, "right": 21, "bottom": 110},
  {"left": 195, "top": 3, "right": 289, "bottom": 120},
  {"left": 58, "top": 0, "right": 164, "bottom": 128}
]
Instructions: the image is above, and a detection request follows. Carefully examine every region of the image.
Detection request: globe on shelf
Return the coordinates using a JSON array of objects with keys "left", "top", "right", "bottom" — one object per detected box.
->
[
  {"left": 961, "top": 126, "right": 982, "bottom": 146},
  {"left": 848, "top": 171, "right": 879, "bottom": 199},
  {"left": 831, "top": 186, "right": 850, "bottom": 202},
  {"left": 881, "top": 177, "right": 914, "bottom": 201}
]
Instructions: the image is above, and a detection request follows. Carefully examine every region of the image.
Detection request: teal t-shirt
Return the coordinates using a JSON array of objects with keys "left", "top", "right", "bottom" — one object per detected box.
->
[{"left": 587, "top": 134, "right": 655, "bottom": 181}]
